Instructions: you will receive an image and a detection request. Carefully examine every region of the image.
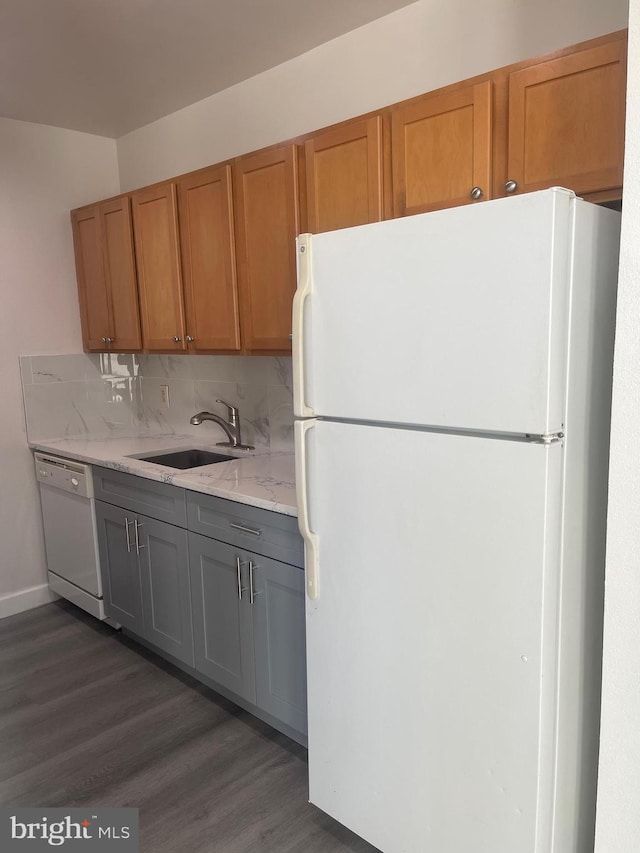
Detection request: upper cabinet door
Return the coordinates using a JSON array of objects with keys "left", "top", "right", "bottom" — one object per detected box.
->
[
  {"left": 177, "top": 164, "right": 241, "bottom": 352},
  {"left": 71, "top": 206, "right": 111, "bottom": 351},
  {"left": 391, "top": 81, "right": 492, "bottom": 216},
  {"left": 305, "top": 116, "right": 385, "bottom": 233},
  {"left": 233, "top": 144, "right": 301, "bottom": 353},
  {"left": 507, "top": 38, "right": 627, "bottom": 197},
  {"left": 131, "top": 182, "right": 186, "bottom": 352},
  {"left": 100, "top": 196, "right": 142, "bottom": 352}
]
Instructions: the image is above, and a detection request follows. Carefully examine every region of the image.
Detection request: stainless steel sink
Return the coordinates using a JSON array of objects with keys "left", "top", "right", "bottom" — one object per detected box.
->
[{"left": 135, "top": 449, "right": 236, "bottom": 469}]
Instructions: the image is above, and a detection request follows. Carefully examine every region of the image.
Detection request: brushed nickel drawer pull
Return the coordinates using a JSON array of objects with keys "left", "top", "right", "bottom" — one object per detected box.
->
[
  {"left": 236, "top": 556, "right": 249, "bottom": 600},
  {"left": 230, "top": 522, "right": 261, "bottom": 537},
  {"left": 249, "top": 561, "right": 261, "bottom": 605},
  {"left": 134, "top": 519, "right": 144, "bottom": 555},
  {"left": 125, "top": 517, "right": 132, "bottom": 553}
]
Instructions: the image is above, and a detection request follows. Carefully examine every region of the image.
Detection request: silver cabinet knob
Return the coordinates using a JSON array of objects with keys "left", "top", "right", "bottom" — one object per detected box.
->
[
  {"left": 505, "top": 180, "right": 519, "bottom": 194},
  {"left": 101, "top": 337, "right": 114, "bottom": 345},
  {"left": 173, "top": 335, "right": 182, "bottom": 343},
  {"left": 185, "top": 335, "right": 195, "bottom": 343},
  {"left": 469, "top": 187, "right": 483, "bottom": 200}
]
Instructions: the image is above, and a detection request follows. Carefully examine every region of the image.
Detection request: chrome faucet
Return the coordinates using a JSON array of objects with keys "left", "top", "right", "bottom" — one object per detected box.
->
[{"left": 189, "top": 399, "right": 254, "bottom": 450}]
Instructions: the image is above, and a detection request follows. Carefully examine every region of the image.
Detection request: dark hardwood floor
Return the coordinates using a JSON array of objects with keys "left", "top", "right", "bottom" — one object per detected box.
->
[{"left": 0, "top": 601, "right": 379, "bottom": 852}]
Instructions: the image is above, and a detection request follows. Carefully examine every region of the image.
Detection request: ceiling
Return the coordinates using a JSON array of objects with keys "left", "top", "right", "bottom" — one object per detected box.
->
[{"left": 0, "top": 0, "right": 418, "bottom": 138}]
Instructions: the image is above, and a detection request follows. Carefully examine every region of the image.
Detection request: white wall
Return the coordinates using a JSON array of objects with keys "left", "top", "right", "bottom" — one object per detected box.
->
[
  {"left": 595, "top": 0, "right": 640, "bottom": 848},
  {"left": 0, "top": 118, "right": 119, "bottom": 616},
  {"left": 117, "top": 0, "right": 629, "bottom": 189}
]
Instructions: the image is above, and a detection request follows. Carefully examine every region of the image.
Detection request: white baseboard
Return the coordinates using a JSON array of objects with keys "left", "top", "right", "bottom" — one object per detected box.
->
[{"left": 0, "top": 583, "right": 58, "bottom": 620}]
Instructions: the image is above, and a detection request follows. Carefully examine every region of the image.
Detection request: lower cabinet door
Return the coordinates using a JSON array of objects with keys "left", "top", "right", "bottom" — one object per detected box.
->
[
  {"left": 137, "top": 514, "right": 194, "bottom": 666},
  {"left": 188, "top": 533, "right": 256, "bottom": 702},
  {"left": 95, "top": 500, "right": 142, "bottom": 631},
  {"left": 251, "top": 555, "right": 307, "bottom": 735}
]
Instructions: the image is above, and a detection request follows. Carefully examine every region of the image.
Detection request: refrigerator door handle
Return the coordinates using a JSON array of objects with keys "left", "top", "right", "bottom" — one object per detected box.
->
[
  {"left": 292, "top": 234, "right": 316, "bottom": 418},
  {"left": 295, "top": 419, "right": 319, "bottom": 599}
]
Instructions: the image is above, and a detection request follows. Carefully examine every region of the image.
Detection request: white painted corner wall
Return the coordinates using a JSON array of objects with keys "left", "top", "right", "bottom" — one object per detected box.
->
[
  {"left": 0, "top": 118, "right": 119, "bottom": 609},
  {"left": 595, "top": 0, "right": 640, "bottom": 848},
  {"left": 116, "top": 0, "right": 629, "bottom": 190},
  {"left": 0, "top": 585, "right": 58, "bottom": 621}
]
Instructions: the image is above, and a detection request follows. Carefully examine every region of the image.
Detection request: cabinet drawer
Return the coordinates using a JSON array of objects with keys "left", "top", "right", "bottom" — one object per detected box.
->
[
  {"left": 186, "top": 493, "right": 303, "bottom": 568},
  {"left": 93, "top": 467, "right": 187, "bottom": 527}
]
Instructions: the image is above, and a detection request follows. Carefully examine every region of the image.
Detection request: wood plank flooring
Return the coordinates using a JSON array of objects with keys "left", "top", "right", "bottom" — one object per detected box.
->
[{"left": 0, "top": 601, "right": 379, "bottom": 853}]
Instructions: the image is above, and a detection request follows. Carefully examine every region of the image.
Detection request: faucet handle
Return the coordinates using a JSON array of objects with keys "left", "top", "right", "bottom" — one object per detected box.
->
[{"left": 216, "top": 398, "right": 238, "bottom": 422}]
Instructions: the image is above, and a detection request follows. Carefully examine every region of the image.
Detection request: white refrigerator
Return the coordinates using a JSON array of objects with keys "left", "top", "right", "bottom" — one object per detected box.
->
[{"left": 292, "top": 188, "right": 621, "bottom": 853}]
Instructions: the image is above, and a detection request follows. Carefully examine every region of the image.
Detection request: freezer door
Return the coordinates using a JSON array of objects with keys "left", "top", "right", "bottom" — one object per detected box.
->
[
  {"left": 294, "top": 188, "right": 580, "bottom": 435},
  {"left": 300, "top": 420, "right": 563, "bottom": 853}
]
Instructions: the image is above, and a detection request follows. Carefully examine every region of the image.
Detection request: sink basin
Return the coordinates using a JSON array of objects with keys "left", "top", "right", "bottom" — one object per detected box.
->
[{"left": 136, "top": 449, "right": 236, "bottom": 469}]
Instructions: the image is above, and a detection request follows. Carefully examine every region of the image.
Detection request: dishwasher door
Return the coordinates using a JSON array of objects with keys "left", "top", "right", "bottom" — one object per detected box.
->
[{"left": 35, "top": 454, "right": 102, "bottom": 597}]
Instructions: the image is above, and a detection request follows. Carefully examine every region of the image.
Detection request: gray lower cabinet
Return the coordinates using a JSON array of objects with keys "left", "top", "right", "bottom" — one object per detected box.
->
[
  {"left": 252, "top": 553, "right": 307, "bottom": 735},
  {"left": 188, "top": 529, "right": 307, "bottom": 737},
  {"left": 96, "top": 499, "right": 194, "bottom": 667},
  {"left": 94, "top": 467, "right": 187, "bottom": 526},
  {"left": 96, "top": 500, "right": 142, "bottom": 633},
  {"left": 94, "top": 468, "right": 306, "bottom": 742},
  {"left": 137, "top": 516, "right": 194, "bottom": 666},
  {"left": 189, "top": 533, "right": 256, "bottom": 701},
  {"left": 187, "top": 491, "right": 304, "bottom": 568}
]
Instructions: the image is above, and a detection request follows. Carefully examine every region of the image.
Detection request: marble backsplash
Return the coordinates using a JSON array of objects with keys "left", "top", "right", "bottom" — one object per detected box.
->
[{"left": 20, "top": 353, "right": 294, "bottom": 451}]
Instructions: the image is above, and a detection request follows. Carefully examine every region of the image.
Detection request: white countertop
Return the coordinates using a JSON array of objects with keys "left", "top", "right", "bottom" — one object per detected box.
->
[{"left": 29, "top": 433, "right": 298, "bottom": 517}]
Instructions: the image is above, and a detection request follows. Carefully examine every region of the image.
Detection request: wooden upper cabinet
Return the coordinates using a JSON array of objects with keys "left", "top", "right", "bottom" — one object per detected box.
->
[
  {"left": 177, "top": 164, "right": 240, "bottom": 352},
  {"left": 71, "top": 198, "right": 141, "bottom": 352},
  {"left": 100, "top": 197, "right": 141, "bottom": 351},
  {"left": 71, "top": 32, "right": 628, "bottom": 360},
  {"left": 506, "top": 36, "right": 627, "bottom": 198},
  {"left": 233, "top": 144, "right": 301, "bottom": 353},
  {"left": 72, "top": 206, "right": 110, "bottom": 351},
  {"left": 391, "top": 81, "right": 493, "bottom": 216},
  {"left": 131, "top": 182, "right": 186, "bottom": 352},
  {"left": 305, "top": 116, "right": 385, "bottom": 233}
]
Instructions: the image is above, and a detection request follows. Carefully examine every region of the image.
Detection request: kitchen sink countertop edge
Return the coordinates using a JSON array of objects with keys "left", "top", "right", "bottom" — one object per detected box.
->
[{"left": 29, "top": 434, "right": 298, "bottom": 517}]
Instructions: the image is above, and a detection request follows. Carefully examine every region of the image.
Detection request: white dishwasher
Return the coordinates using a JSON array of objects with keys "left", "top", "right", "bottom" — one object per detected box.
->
[{"left": 35, "top": 452, "right": 111, "bottom": 622}]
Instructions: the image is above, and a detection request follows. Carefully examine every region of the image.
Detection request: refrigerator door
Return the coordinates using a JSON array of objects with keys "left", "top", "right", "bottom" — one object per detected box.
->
[
  {"left": 298, "top": 420, "right": 563, "bottom": 853},
  {"left": 294, "top": 187, "right": 577, "bottom": 435}
]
